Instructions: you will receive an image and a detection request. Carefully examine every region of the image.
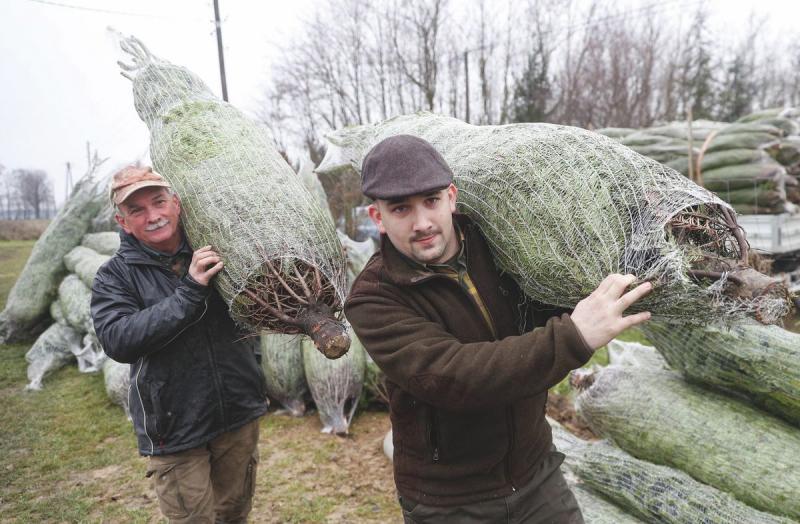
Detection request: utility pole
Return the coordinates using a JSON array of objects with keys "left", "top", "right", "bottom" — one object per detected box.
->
[
  {"left": 213, "top": 0, "right": 229, "bottom": 101},
  {"left": 464, "top": 50, "right": 470, "bottom": 123},
  {"left": 65, "top": 162, "right": 73, "bottom": 200}
]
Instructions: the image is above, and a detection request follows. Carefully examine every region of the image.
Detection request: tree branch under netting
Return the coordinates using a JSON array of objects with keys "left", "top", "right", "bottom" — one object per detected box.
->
[
  {"left": 318, "top": 112, "right": 793, "bottom": 325},
  {"left": 116, "top": 34, "right": 349, "bottom": 358}
]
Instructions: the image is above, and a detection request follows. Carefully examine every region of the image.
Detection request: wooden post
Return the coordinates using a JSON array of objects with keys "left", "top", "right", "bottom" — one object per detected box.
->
[
  {"left": 464, "top": 50, "right": 470, "bottom": 123},
  {"left": 687, "top": 108, "right": 694, "bottom": 183}
]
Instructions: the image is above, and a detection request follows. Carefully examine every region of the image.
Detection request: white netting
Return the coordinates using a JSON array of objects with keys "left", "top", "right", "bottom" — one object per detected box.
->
[
  {"left": 81, "top": 232, "right": 120, "bottom": 256},
  {"left": 63, "top": 246, "right": 110, "bottom": 288},
  {"left": 606, "top": 338, "right": 669, "bottom": 370},
  {"left": 117, "top": 35, "right": 349, "bottom": 357},
  {"left": 301, "top": 330, "right": 365, "bottom": 435},
  {"left": 568, "top": 480, "right": 643, "bottom": 524},
  {"left": 641, "top": 321, "right": 800, "bottom": 427},
  {"left": 57, "top": 275, "right": 93, "bottom": 334},
  {"left": 260, "top": 333, "right": 308, "bottom": 417},
  {"left": 24, "top": 323, "right": 81, "bottom": 391},
  {"left": 75, "top": 330, "right": 106, "bottom": 373},
  {"left": 318, "top": 112, "right": 793, "bottom": 324},
  {"left": 103, "top": 358, "right": 131, "bottom": 420},
  {"left": 574, "top": 365, "right": 800, "bottom": 520}
]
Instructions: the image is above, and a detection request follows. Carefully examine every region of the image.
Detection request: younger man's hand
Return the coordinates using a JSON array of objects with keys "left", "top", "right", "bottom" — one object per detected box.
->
[
  {"left": 570, "top": 274, "right": 652, "bottom": 350},
  {"left": 189, "top": 246, "right": 224, "bottom": 286}
]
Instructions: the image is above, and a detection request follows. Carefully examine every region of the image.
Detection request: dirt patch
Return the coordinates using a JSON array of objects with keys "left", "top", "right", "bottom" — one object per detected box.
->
[
  {"left": 547, "top": 392, "right": 597, "bottom": 440},
  {"left": 71, "top": 410, "right": 399, "bottom": 523}
]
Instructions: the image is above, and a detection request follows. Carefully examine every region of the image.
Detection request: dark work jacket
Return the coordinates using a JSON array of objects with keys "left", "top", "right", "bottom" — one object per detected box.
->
[
  {"left": 344, "top": 214, "right": 593, "bottom": 506},
  {"left": 91, "top": 231, "right": 268, "bottom": 456}
]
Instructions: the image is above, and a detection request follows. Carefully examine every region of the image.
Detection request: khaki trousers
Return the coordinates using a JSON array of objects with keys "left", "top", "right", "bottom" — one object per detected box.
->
[
  {"left": 399, "top": 449, "right": 584, "bottom": 524},
  {"left": 146, "top": 419, "right": 261, "bottom": 524}
]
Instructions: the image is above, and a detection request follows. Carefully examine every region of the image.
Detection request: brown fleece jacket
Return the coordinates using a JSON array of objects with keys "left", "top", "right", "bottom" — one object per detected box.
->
[{"left": 345, "top": 214, "right": 593, "bottom": 506}]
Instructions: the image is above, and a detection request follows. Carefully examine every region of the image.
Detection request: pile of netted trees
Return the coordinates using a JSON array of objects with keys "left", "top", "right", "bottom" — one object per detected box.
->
[
  {"left": 550, "top": 323, "right": 800, "bottom": 523},
  {"left": 0, "top": 161, "right": 134, "bottom": 417},
  {"left": 598, "top": 108, "right": 800, "bottom": 215}
]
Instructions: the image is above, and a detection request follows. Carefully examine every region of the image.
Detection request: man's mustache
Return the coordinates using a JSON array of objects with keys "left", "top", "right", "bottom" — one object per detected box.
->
[
  {"left": 411, "top": 229, "right": 440, "bottom": 242},
  {"left": 145, "top": 218, "right": 170, "bottom": 231}
]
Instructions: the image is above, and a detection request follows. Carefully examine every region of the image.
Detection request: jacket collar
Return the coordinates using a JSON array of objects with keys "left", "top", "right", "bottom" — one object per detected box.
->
[{"left": 380, "top": 213, "right": 474, "bottom": 286}]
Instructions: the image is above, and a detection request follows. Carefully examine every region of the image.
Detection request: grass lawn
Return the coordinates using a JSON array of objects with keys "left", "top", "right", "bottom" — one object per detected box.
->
[{"left": 0, "top": 240, "right": 400, "bottom": 523}]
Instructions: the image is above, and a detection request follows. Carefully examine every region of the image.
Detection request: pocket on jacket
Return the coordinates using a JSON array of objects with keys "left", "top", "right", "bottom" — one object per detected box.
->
[{"left": 144, "top": 380, "right": 174, "bottom": 440}]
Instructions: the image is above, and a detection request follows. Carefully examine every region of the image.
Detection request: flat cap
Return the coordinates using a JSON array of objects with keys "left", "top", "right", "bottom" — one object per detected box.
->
[{"left": 361, "top": 135, "right": 453, "bottom": 199}]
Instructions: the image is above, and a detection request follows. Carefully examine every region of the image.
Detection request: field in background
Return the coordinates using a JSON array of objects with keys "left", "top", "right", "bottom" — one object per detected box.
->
[{"left": 0, "top": 220, "right": 50, "bottom": 241}]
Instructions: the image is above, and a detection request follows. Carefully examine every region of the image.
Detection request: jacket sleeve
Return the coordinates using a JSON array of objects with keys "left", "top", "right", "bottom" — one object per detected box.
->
[
  {"left": 91, "top": 262, "right": 211, "bottom": 364},
  {"left": 345, "top": 288, "right": 593, "bottom": 413}
]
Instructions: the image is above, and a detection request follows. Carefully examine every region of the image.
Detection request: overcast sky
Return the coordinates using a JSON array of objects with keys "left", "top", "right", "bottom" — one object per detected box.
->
[{"left": 1, "top": 0, "right": 799, "bottom": 205}]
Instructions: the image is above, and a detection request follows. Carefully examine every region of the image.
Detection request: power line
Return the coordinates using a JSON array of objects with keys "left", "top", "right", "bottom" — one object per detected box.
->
[{"left": 25, "top": 0, "right": 200, "bottom": 21}]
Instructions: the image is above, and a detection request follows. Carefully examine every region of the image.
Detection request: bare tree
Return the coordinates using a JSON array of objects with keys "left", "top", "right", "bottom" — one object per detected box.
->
[
  {"left": 12, "top": 169, "right": 53, "bottom": 219},
  {"left": 391, "top": 0, "right": 446, "bottom": 111}
]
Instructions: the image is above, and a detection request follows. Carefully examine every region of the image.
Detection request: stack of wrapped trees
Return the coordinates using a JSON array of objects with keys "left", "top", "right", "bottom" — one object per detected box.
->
[
  {"left": 25, "top": 232, "right": 120, "bottom": 390},
  {"left": 565, "top": 335, "right": 800, "bottom": 522},
  {"left": 598, "top": 108, "right": 800, "bottom": 215},
  {"left": 2, "top": 155, "right": 135, "bottom": 418}
]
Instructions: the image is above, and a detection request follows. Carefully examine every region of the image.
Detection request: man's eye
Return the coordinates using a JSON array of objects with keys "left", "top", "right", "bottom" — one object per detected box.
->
[
  {"left": 129, "top": 208, "right": 143, "bottom": 215},
  {"left": 391, "top": 206, "right": 407, "bottom": 214}
]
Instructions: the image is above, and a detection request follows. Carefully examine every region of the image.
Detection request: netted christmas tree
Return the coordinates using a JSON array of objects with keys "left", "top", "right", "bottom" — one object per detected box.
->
[
  {"left": 318, "top": 112, "right": 793, "bottom": 325},
  {"left": 573, "top": 365, "right": 800, "bottom": 520},
  {"left": 641, "top": 321, "right": 800, "bottom": 426},
  {"left": 117, "top": 35, "right": 349, "bottom": 357}
]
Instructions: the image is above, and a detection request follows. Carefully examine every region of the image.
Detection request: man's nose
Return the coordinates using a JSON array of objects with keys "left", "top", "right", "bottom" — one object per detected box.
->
[
  {"left": 412, "top": 209, "right": 433, "bottom": 231},
  {"left": 145, "top": 206, "right": 160, "bottom": 222}
]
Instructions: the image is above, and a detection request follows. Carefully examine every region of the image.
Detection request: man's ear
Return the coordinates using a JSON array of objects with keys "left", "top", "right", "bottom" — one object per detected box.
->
[
  {"left": 447, "top": 183, "right": 458, "bottom": 213},
  {"left": 367, "top": 203, "right": 386, "bottom": 234},
  {"left": 114, "top": 212, "right": 132, "bottom": 234}
]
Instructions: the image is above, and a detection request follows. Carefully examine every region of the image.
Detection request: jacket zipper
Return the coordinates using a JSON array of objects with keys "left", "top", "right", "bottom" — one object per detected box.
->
[
  {"left": 133, "top": 356, "right": 155, "bottom": 454},
  {"left": 206, "top": 335, "right": 228, "bottom": 427},
  {"left": 429, "top": 409, "right": 440, "bottom": 463},
  {"left": 137, "top": 296, "right": 209, "bottom": 454},
  {"left": 506, "top": 405, "right": 516, "bottom": 492}
]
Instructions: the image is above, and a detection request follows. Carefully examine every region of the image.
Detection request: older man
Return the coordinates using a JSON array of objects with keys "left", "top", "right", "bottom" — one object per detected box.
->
[
  {"left": 91, "top": 166, "right": 268, "bottom": 523},
  {"left": 345, "top": 136, "right": 653, "bottom": 523}
]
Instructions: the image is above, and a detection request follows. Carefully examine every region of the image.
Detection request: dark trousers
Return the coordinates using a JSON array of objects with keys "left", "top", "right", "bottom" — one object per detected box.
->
[{"left": 399, "top": 449, "right": 584, "bottom": 524}]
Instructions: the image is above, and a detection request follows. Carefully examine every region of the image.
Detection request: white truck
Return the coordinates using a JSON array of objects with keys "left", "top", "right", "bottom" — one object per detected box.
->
[{"left": 738, "top": 213, "right": 800, "bottom": 294}]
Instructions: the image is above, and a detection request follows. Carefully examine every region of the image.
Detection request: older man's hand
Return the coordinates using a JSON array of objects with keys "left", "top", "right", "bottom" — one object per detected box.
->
[
  {"left": 570, "top": 274, "right": 652, "bottom": 351},
  {"left": 189, "top": 245, "right": 224, "bottom": 287}
]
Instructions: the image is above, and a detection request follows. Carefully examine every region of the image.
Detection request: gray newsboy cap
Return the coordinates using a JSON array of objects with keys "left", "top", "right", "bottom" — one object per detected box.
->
[{"left": 361, "top": 135, "right": 454, "bottom": 199}]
